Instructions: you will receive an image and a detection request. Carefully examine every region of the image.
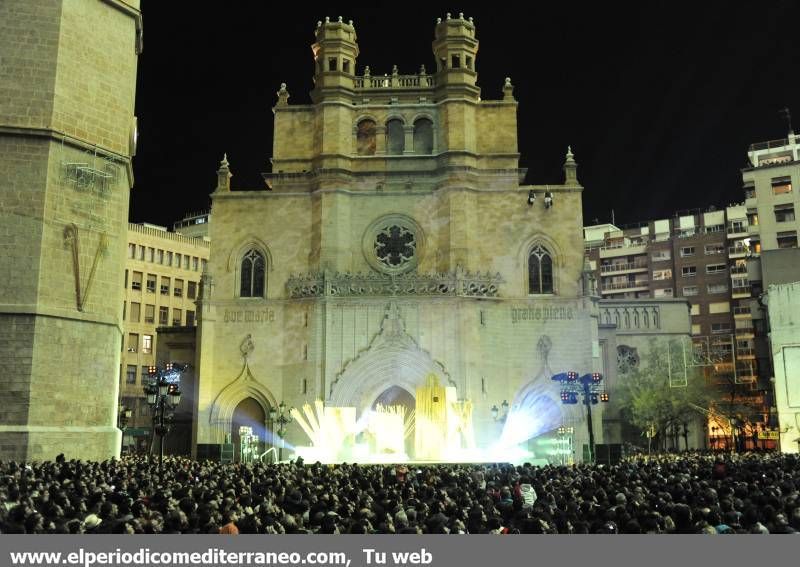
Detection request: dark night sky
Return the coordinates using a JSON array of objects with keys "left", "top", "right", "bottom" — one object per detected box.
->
[{"left": 131, "top": 1, "right": 800, "bottom": 228}]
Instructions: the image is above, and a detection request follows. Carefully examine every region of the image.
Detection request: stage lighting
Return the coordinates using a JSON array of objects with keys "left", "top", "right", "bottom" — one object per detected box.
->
[{"left": 600, "top": 392, "right": 610, "bottom": 402}]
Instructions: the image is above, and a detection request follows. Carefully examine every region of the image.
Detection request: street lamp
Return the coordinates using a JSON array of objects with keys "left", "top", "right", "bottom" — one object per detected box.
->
[
  {"left": 117, "top": 405, "right": 132, "bottom": 455},
  {"left": 269, "top": 401, "right": 293, "bottom": 461},
  {"left": 490, "top": 400, "right": 509, "bottom": 422},
  {"left": 144, "top": 362, "right": 186, "bottom": 477},
  {"left": 552, "top": 371, "right": 609, "bottom": 463}
]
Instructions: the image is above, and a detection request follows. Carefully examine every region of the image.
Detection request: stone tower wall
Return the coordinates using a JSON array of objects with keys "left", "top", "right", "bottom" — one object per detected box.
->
[{"left": 0, "top": 0, "right": 141, "bottom": 461}]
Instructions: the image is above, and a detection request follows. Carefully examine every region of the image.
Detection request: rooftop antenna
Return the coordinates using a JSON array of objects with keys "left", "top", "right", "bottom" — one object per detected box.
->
[
  {"left": 779, "top": 107, "right": 793, "bottom": 136},
  {"left": 611, "top": 209, "right": 616, "bottom": 225}
]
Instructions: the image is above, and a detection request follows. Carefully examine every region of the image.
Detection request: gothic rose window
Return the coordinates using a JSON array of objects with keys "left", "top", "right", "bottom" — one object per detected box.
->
[
  {"left": 617, "top": 345, "right": 640, "bottom": 374},
  {"left": 375, "top": 225, "right": 416, "bottom": 269}
]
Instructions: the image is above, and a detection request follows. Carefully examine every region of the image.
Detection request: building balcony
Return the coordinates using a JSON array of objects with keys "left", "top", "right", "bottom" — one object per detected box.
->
[
  {"left": 600, "top": 261, "right": 649, "bottom": 275},
  {"left": 727, "top": 225, "right": 748, "bottom": 236},
  {"left": 601, "top": 280, "right": 650, "bottom": 293},
  {"left": 733, "top": 306, "right": 751, "bottom": 317},
  {"left": 745, "top": 196, "right": 757, "bottom": 209},
  {"left": 599, "top": 242, "right": 648, "bottom": 259},
  {"left": 674, "top": 228, "right": 698, "bottom": 239},
  {"left": 732, "top": 285, "right": 752, "bottom": 299},
  {"left": 748, "top": 223, "right": 760, "bottom": 236},
  {"left": 728, "top": 246, "right": 750, "bottom": 259},
  {"left": 749, "top": 136, "right": 797, "bottom": 152},
  {"left": 736, "top": 347, "right": 756, "bottom": 359},
  {"left": 735, "top": 327, "right": 755, "bottom": 339},
  {"left": 730, "top": 265, "right": 748, "bottom": 276}
]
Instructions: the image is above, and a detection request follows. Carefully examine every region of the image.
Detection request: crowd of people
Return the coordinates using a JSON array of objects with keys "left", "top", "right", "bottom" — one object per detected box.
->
[{"left": 1, "top": 452, "right": 799, "bottom": 534}]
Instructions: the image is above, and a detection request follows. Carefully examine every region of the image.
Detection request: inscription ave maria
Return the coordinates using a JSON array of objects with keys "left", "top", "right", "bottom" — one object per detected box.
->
[{"left": 223, "top": 309, "right": 275, "bottom": 323}]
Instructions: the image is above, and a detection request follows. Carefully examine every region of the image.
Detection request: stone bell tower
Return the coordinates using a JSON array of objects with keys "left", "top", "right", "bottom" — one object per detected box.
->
[
  {"left": 310, "top": 16, "right": 360, "bottom": 103},
  {"left": 0, "top": 0, "right": 142, "bottom": 461},
  {"left": 432, "top": 12, "right": 480, "bottom": 100}
]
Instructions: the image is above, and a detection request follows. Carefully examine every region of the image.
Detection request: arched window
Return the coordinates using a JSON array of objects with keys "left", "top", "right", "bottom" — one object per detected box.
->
[
  {"left": 240, "top": 249, "right": 266, "bottom": 298},
  {"left": 528, "top": 244, "right": 554, "bottom": 294},
  {"left": 356, "top": 119, "right": 376, "bottom": 156},
  {"left": 413, "top": 118, "right": 433, "bottom": 154},
  {"left": 386, "top": 119, "right": 405, "bottom": 155}
]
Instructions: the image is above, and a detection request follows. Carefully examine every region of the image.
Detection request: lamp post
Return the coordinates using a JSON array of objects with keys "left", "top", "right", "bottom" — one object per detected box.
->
[
  {"left": 117, "top": 405, "right": 132, "bottom": 455},
  {"left": 144, "top": 362, "right": 185, "bottom": 477},
  {"left": 552, "top": 372, "right": 609, "bottom": 463},
  {"left": 270, "top": 401, "right": 293, "bottom": 462}
]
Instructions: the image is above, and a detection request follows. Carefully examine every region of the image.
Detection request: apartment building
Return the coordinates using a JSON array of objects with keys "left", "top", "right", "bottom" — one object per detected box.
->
[
  {"left": 173, "top": 210, "right": 211, "bottom": 239},
  {"left": 741, "top": 131, "right": 800, "bottom": 449},
  {"left": 120, "top": 223, "right": 210, "bottom": 451},
  {"left": 585, "top": 210, "right": 750, "bottom": 337},
  {"left": 585, "top": 205, "right": 764, "bottom": 443}
]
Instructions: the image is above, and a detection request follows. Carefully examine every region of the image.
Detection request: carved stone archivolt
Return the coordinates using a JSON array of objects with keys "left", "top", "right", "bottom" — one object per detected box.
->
[
  {"left": 328, "top": 302, "right": 454, "bottom": 410},
  {"left": 287, "top": 270, "right": 503, "bottom": 299},
  {"left": 208, "top": 339, "right": 276, "bottom": 433}
]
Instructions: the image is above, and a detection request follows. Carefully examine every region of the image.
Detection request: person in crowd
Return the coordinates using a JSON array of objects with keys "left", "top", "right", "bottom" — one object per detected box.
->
[{"left": 0, "top": 452, "right": 798, "bottom": 534}]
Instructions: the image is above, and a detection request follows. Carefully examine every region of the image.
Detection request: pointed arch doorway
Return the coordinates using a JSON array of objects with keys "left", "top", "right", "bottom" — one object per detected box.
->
[
  {"left": 371, "top": 385, "right": 415, "bottom": 457},
  {"left": 231, "top": 397, "right": 267, "bottom": 462}
]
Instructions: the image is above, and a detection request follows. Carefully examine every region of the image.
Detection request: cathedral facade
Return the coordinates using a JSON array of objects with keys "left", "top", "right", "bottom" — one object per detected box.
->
[{"left": 194, "top": 15, "right": 604, "bottom": 460}]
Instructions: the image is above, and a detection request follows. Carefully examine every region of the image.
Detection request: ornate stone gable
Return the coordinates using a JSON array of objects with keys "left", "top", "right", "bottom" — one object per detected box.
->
[{"left": 328, "top": 302, "right": 454, "bottom": 409}]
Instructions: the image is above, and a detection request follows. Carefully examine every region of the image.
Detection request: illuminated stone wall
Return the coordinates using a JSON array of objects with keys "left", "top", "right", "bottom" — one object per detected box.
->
[
  {"left": 767, "top": 281, "right": 800, "bottom": 453},
  {"left": 0, "top": 0, "right": 141, "bottom": 460},
  {"left": 195, "top": 15, "right": 604, "bottom": 461}
]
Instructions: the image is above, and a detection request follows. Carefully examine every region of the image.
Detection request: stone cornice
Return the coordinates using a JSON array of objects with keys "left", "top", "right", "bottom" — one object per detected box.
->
[{"left": 0, "top": 125, "right": 134, "bottom": 187}]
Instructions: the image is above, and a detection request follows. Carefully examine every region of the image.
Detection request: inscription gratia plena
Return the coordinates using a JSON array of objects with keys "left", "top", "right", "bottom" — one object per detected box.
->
[{"left": 511, "top": 305, "right": 574, "bottom": 324}]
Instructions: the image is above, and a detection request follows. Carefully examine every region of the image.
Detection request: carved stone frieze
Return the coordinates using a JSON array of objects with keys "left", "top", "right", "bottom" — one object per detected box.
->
[{"left": 287, "top": 270, "right": 503, "bottom": 299}]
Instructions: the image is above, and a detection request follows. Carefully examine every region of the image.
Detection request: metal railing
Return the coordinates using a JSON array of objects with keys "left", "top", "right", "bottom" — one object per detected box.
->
[
  {"left": 732, "top": 285, "right": 752, "bottom": 295},
  {"left": 600, "top": 239, "right": 649, "bottom": 251},
  {"left": 749, "top": 137, "right": 796, "bottom": 151},
  {"left": 600, "top": 261, "right": 649, "bottom": 273},
  {"left": 601, "top": 279, "right": 649, "bottom": 291}
]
